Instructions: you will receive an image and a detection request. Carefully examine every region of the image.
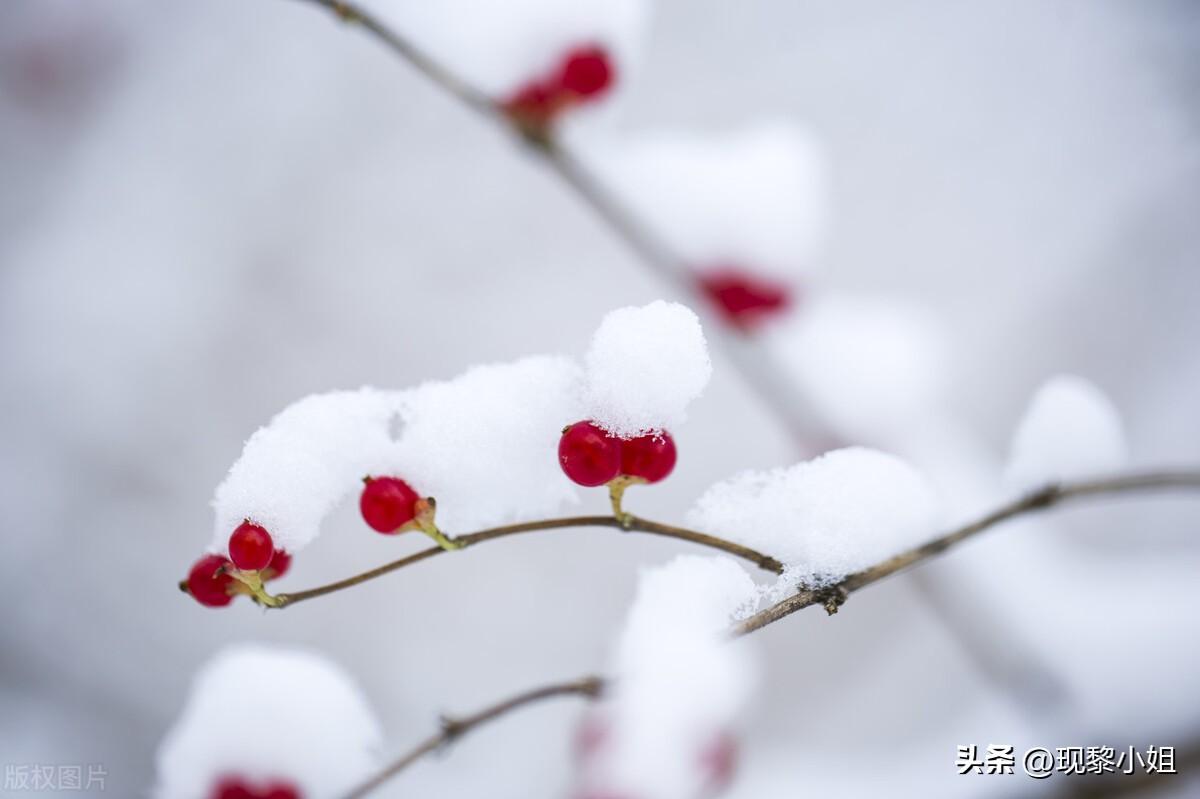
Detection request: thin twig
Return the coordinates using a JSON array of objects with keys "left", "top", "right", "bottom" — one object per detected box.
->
[
  {"left": 286, "top": 0, "right": 823, "bottom": 442},
  {"left": 342, "top": 676, "right": 604, "bottom": 799},
  {"left": 733, "top": 470, "right": 1200, "bottom": 635},
  {"left": 340, "top": 469, "right": 1200, "bottom": 796},
  {"left": 273, "top": 514, "right": 783, "bottom": 608}
]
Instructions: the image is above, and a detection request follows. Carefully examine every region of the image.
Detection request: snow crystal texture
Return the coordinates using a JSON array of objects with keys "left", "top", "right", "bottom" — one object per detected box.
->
[
  {"left": 211, "top": 356, "right": 581, "bottom": 553},
  {"left": 583, "top": 301, "right": 712, "bottom": 438},
  {"left": 154, "top": 644, "right": 382, "bottom": 799},
  {"left": 1005, "top": 374, "right": 1127, "bottom": 491},
  {"left": 688, "top": 447, "right": 940, "bottom": 587}
]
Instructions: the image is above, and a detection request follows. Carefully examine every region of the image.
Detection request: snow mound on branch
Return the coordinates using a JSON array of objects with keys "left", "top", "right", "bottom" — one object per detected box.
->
[
  {"left": 1005, "top": 374, "right": 1127, "bottom": 491},
  {"left": 687, "top": 447, "right": 940, "bottom": 587},
  {"left": 766, "top": 293, "right": 952, "bottom": 441},
  {"left": 369, "top": 0, "right": 648, "bottom": 98},
  {"left": 211, "top": 356, "right": 581, "bottom": 552},
  {"left": 389, "top": 355, "right": 583, "bottom": 530},
  {"left": 583, "top": 301, "right": 712, "bottom": 438},
  {"left": 582, "top": 556, "right": 758, "bottom": 799},
  {"left": 585, "top": 121, "right": 828, "bottom": 278},
  {"left": 154, "top": 644, "right": 382, "bottom": 799},
  {"left": 211, "top": 387, "right": 401, "bottom": 554}
]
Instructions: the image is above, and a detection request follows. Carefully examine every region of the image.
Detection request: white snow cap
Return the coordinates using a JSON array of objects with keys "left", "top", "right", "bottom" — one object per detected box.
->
[
  {"left": 767, "top": 293, "right": 953, "bottom": 441},
  {"left": 688, "top": 447, "right": 941, "bottom": 587},
  {"left": 583, "top": 301, "right": 712, "bottom": 438},
  {"left": 368, "top": 0, "right": 648, "bottom": 97},
  {"left": 581, "top": 556, "right": 759, "bottom": 799},
  {"left": 586, "top": 121, "right": 828, "bottom": 279},
  {"left": 211, "top": 356, "right": 581, "bottom": 553},
  {"left": 1005, "top": 374, "right": 1127, "bottom": 491},
  {"left": 154, "top": 644, "right": 382, "bottom": 799}
]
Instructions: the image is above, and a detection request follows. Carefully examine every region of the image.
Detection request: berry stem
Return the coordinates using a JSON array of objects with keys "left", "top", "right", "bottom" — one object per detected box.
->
[
  {"left": 606, "top": 476, "right": 638, "bottom": 528},
  {"left": 224, "top": 568, "right": 283, "bottom": 608}
]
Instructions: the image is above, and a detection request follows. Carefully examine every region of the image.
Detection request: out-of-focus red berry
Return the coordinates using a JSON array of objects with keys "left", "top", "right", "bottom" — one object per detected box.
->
[
  {"left": 263, "top": 548, "right": 291, "bottom": 581},
  {"left": 699, "top": 732, "right": 738, "bottom": 790},
  {"left": 186, "top": 554, "right": 235, "bottom": 608},
  {"left": 360, "top": 476, "right": 421, "bottom": 533},
  {"left": 228, "top": 521, "right": 275, "bottom": 571},
  {"left": 559, "top": 421, "right": 623, "bottom": 487},
  {"left": 620, "top": 431, "right": 677, "bottom": 484},
  {"left": 210, "top": 775, "right": 301, "bottom": 799},
  {"left": 697, "top": 268, "right": 793, "bottom": 331},
  {"left": 559, "top": 45, "right": 614, "bottom": 98}
]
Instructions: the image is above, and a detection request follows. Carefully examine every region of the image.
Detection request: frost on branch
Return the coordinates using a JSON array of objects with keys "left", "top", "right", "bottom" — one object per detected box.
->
[
  {"left": 688, "top": 447, "right": 940, "bottom": 588},
  {"left": 576, "top": 556, "right": 759, "bottom": 799},
  {"left": 765, "top": 293, "right": 953, "bottom": 441},
  {"left": 154, "top": 644, "right": 382, "bottom": 799},
  {"left": 210, "top": 356, "right": 581, "bottom": 556},
  {"left": 369, "top": 0, "right": 647, "bottom": 98},
  {"left": 583, "top": 300, "right": 712, "bottom": 438},
  {"left": 1005, "top": 374, "right": 1127, "bottom": 491}
]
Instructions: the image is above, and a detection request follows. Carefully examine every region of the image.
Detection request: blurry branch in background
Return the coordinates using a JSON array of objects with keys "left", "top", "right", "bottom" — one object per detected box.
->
[
  {"left": 286, "top": 0, "right": 1068, "bottom": 710},
  {"left": 289, "top": 0, "right": 822, "bottom": 443},
  {"left": 337, "top": 469, "right": 1200, "bottom": 797},
  {"left": 271, "top": 514, "right": 784, "bottom": 608}
]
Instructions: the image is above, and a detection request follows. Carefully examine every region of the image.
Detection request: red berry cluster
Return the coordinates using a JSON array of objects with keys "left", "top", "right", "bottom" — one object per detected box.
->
[
  {"left": 502, "top": 44, "right": 615, "bottom": 133},
  {"left": 558, "top": 421, "right": 677, "bottom": 488},
  {"left": 210, "top": 775, "right": 300, "bottom": 799},
  {"left": 185, "top": 522, "right": 290, "bottom": 608},
  {"left": 697, "top": 267, "right": 793, "bottom": 332}
]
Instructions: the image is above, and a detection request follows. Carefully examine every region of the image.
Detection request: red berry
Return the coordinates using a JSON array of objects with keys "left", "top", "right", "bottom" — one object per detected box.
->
[
  {"left": 697, "top": 268, "right": 793, "bottom": 331},
  {"left": 360, "top": 476, "right": 421, "bottom": 533},
  {"left": 699, "top": 732, "right": 738, "bottom": 790},
  {"left": 620, "top": 431, "right": 677, "bottom": 484},
  {"left": 210, "top": 776, "right": 301, "bottom": 799},
  {"left": 228, "top": 521, "right": 275, "bottom": 572},
  {"left": 264, "top": 548, "right": 291, "bottom": 581},
  {"left": 559, "top": 45, "right": 614, "bottom": 98},
  {"left": 559, "top": 421, "right": 622, "bottom": 487},
  {"left": 186, "top": 554, "right": 235, "bottom": 608},
  {"left": 502, "top": 80, "right": 556, "bottom": 126}
]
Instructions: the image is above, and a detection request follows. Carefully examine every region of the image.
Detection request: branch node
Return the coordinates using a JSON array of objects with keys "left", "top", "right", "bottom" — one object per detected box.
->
[
  {"left": 439, "top": 714, "right": 466, "bottom": 742},
  {"left": 1025, "top": 483, "right": 1062, "bottom": 509},
  {"left": 818, "top": 585, "right": 849, "bottom": 616}
]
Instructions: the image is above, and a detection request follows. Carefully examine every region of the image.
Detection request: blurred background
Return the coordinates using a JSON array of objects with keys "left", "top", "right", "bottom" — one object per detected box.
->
[{"left": 1, "top": 0, "right": 1198, "bottom": 796}]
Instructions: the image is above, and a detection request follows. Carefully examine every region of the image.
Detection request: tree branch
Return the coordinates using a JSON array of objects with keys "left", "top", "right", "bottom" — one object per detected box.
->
[
  {"left": 342, "top": 675, "right": 604, "bottom": 799},
  {"left": 733, "top": 470, "right": 1200, "bottom": 635},
  {"left": 272, "top": 514, "right": 784, "bottom": 608},
  {"left": 285, "top": 0, "right": 823, "bottom": 442},
  {"left": 342, "top": 469, "right": 1200, "bottom": 797}
]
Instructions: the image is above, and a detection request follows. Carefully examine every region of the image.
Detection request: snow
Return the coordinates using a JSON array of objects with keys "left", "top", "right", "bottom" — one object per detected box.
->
[
  {"left": 579, "top": 556, "right": 759, "bottom": 799},
  {"left": 583, "top": 301, "right": 712, "bottom": 438},
  {"left": 1005, "top": 374, "right": 1128, "bottom": 491},
  {"left": 153, "top": 644, "right": 382, "bottom": 799},
  {"left": 367, "top": 0, "right": 648, "bottom": 98},
  {"left": 210, "top": 355, "right": 582, "bottom": 553},
  {"left": 211, "top": 387, "right": 401, "bottom": 555},
  {"left": 766, "top": 292, "right": 953, "bottom": 441},
  {"left": 583, "top": 120, "right": 828, "bottom": 279},
  {"left": 386, "top": 355, "right": 583, "bottom": 530},
  {"left": 688, "top": 447, "right": 941, "bottom": 587}
]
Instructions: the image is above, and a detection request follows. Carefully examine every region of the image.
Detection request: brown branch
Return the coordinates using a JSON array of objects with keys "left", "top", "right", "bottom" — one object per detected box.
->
[
  {"left": 286, "top": 0, "right": 823, "bottom": 442},
  {"left": 342, "top": 675, "right": 603, "bottom": 799},
  {"left": 273, "top": 514, "right": 783, "bottom": 608},
  {"left": 733, "top": 470, "right": 1200, "bottom": 635},
  {"left": 342, "top": 469, "right": 1200, "bottom": 797}
]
